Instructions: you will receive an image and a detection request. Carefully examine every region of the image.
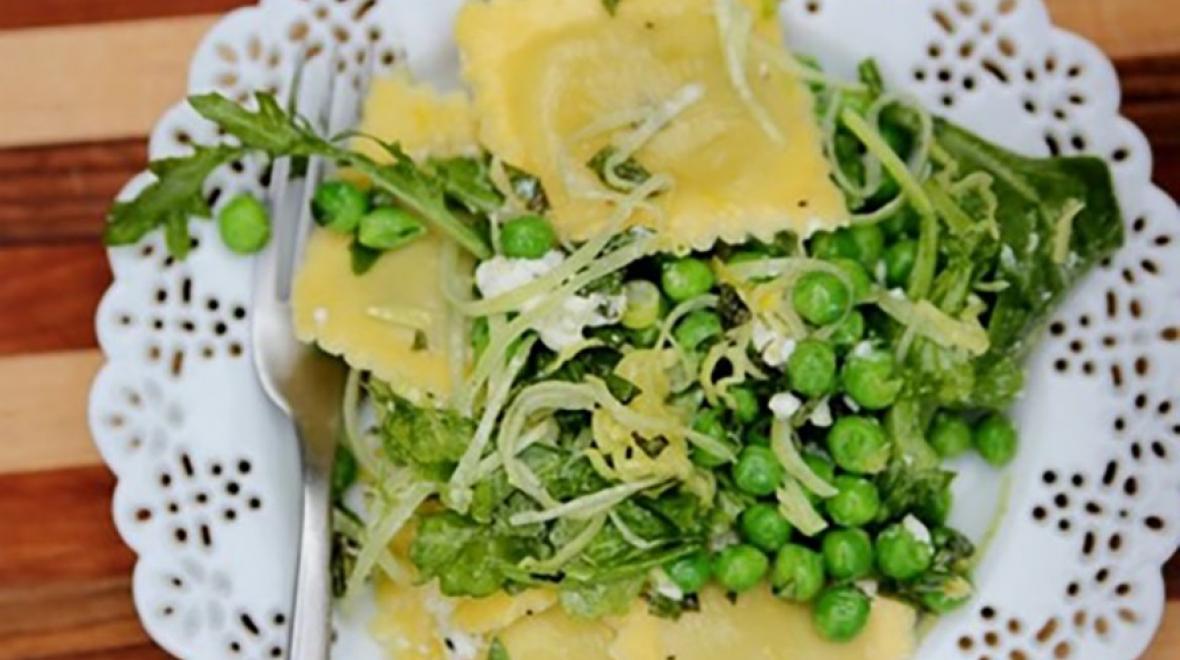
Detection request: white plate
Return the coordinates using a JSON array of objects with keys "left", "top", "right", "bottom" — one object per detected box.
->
[{"left": 88, "top": 1, "right": 1180, "bottom": 658}]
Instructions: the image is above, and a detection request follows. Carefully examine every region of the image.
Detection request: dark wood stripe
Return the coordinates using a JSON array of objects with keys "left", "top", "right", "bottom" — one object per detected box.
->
[
  {"left": 0, "top": 139, "right": 146, "bottom": 245},
  {"left": 0, "top": 466, "right": 161, "bottom": 659},
  {"left": 1116, "top": 54, "right": 1180, "bottom": 152},
  {"left": 0, "top": 243, "right": 110, "bottom": 356},
  {"left": 0, "top": 0, "right": 249, "bottom": 31}
]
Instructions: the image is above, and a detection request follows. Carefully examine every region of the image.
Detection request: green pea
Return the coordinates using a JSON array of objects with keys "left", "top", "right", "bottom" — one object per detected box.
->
[
  {"left": 825, "top": 475, "right": 881, "bottom": 527},
  {"left": 929, "top": 412, "right": 973, "bottom": 458},
  {"left": 311, "top": 180, "right": 368, "bottom": 234},
  {"left": 217, "top": 194, "right": 271, "bottom": 254},
  {"left": 831, "top": 310, "right": 866, "bottom": 348},
  {"left": 830, "top": 259, "right": 872, "bottom": 303},
  {"left": 358, "top": 207, "right": 426, "bottom": 250},
  {"left": 690, "top": 408, "right": 733, "bottom": 468},
  {"left": 621, "top": 280, "right": 663, "bottom": 330},
  {"left": 664, "top": 551, "right": 712, "bottom": 593},
  {"left": 728, "top": 386, "right": 760, "bottom": 424},
  {"left": 674, "top": 310, "right": 723, "bottom": 352},
  {"left": 713, "top": 544, "right": 769, "bottom": 593},
  {"left": 884, "top": 239, "right": 918, "bottom": 288},
  {"left": 731, "top": 443, "right": 788, "bottom": 495},
  {"left": 771, "top": 544, "right": 826, "bottom": 602},
  {"left": 974, "top": 413, "right": 1018, "bottom": 467},
  {"left": 793, "top": 272, "right": 850, "bottom": 326},
  {"left": 733, "top": 445, "right": 785, "bottom": 497},
  {"left": 787, "top": 339, "right": 838, "bottom": 398},
  {"left": 661, "top": 258, "right": 715, "bottom": 302},
  {"left": 821, "top": 528, "right": 874, "bottom": 580},
  {"left": 740, "top": 503, "right": 793, "bottom": 552},
  {"left": 802, "top": 452, "right": 837, "bottom": 505},
  {"left": 500, "top": 214, "right": 556, "bottom": 258},
  {"left": 881, "top": 206, "right": 920, "bottom": 238},
  {"left": 813, "top": 585, "right": 871, "bottom": 642},
  {"left": 841, "top": 348, "right": 903, "bottom": 410},
  {"left": 847, "top": 223, "right": 885, "bottom": 269},
  {"left": 810, "top": 231, "right": 858, "bottom": 261},
  {"left": 826, "top": 416, "right": 890, "bottom": 475},
  {"left": 876, "top": 519, "right": 934, "bottom": 580}
]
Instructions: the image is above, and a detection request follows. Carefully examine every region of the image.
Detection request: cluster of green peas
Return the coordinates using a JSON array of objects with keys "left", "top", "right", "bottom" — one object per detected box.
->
[
  {"left": 611, "top": 223, "right": 1021, "bottom": 641},
  {"left": 215, "top": 175, "right": 564, "bottom": 260}
]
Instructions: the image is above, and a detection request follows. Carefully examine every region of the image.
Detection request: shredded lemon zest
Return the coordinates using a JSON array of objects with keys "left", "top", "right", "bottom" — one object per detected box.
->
[{"left": 715, "top": 0, "right": 783, "bottom": 143}]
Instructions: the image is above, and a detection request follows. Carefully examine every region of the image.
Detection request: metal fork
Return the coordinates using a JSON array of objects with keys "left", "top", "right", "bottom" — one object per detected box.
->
[{"left": 253, "top": 55, "right": 370, "bottom": 660}]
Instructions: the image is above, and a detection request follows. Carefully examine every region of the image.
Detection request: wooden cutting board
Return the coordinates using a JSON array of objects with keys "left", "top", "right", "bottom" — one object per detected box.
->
[{"left": 0, "top": 1, "right": 1177, "bottom": 657}]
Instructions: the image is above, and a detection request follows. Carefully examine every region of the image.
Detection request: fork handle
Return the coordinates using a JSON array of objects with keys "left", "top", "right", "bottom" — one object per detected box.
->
[{"left": 288, "top": 437, "right": 334, "bottom": 660}]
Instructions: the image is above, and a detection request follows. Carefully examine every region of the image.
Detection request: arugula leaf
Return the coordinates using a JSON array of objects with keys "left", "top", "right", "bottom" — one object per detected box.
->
[
  {"left": 430, "top": 155, "right": 503, "bottom": 214},
  {"left": 378, "top": 397, "right": 474, "bottom": 481},
  {"left": 934, "top": 121, "right": 1123, "bottom": 358},
  {"left": 410, "top": 511, "right": 537, "bottom": 597},
  {"left": 189, "top": 93, "right": 330, "bottom": 155},
  {"left": 874, "top": 459, "right": 954, "bottom": 523},
  {"left": 559, "top": 576, "right": 644, "bottom": 618},
  {"left": 106, "top": 92, "right": 493, "bottom": 259},
  {"left": 103, "top": 144, "right": 243, "bottom": 248}
]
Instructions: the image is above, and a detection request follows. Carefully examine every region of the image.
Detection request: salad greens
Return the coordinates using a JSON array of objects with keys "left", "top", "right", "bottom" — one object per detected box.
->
[{"left": 106, "top": 42, "right": 1122, "bottom": 643}]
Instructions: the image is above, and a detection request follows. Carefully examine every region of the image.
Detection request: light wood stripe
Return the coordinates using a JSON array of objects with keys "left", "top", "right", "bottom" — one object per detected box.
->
[
  {"left": 0, "top": 4, "right": 1174, "bottom": 149},
  {"left": 0, "top": 350, "right": 103, "bottom": 473},
  {"left": 1047, "top": 0, "right": 1180, "bottom": 61},
  {"left": 0, "top": 16, "right": 218, "bottom": 148}
]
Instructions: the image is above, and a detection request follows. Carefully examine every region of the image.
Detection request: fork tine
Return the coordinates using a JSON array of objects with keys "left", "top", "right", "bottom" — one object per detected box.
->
[{"left": 284, "top": 48, "right": 377, "bottom": 298}]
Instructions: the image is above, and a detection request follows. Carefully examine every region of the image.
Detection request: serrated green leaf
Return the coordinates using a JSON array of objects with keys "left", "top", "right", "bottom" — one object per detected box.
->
[{"left": 103, "top": 144, "right": 242, "bottom": 253}]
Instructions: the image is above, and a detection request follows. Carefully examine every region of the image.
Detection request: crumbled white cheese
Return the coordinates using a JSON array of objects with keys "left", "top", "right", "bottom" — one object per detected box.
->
[
  {"left": 888, "top": 287, "right": 906, "bottom": 299},
  {"left": 752, "top": 320, "right": 797, "bottom": 367},
  {"left": 902, "top": 514, "right": 933, "bottom": 547},
  {"left": 652, "top": 568, "right": 685, "bottom": 602},
  {"left": 474, "top": 251, "right": 625, "bottom": 352},
  {"left": 709, "top": 530, "right": 740, "bottom": 552},
  {"left": 999, "top": 244, "right": 1018, "bottom": 273},
  {"left": 769, "top": 391, "right": 803, "bottom": 419},
  {"left": 809, "top": 398, "right": 833, "bottom": 427},
  {"left": 855, "top": 579, "right": 880, "bottom": 598},
  {"left": 534, "top": 292, "right": 626, "bottom": 351},
  {"left": 851, "top": 340, "right": 875, "bottom": 359},
  {"left": 474, "top": 250, "right": 565, "bottom": 299}
]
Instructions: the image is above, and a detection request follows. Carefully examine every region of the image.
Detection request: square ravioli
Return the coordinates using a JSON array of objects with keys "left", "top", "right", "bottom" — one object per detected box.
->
[{"left": 456, "top": 0, "right": 849, "bottom": 251}]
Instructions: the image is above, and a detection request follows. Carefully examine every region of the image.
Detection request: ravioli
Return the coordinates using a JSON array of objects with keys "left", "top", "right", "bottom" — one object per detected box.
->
[
  {"left": 291, "top": 74, "right": 478, "bottom": 401},
  {"left": 372, "top": 580, "right": 914, "bottom": 660},
  {"left": 455, "top": 0, "right": 848, "bottom": 251},
  {"left": 606, "top": 587, "right": 916, "bottom": 660},
  {"left": 291, "top": 229, "right": 456, "bottom": 400}
]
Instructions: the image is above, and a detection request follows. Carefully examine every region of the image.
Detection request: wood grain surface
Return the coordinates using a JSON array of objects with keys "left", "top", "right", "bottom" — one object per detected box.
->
[{"left": 0, "top": 1, "right": 1175, "bottom": 658}]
